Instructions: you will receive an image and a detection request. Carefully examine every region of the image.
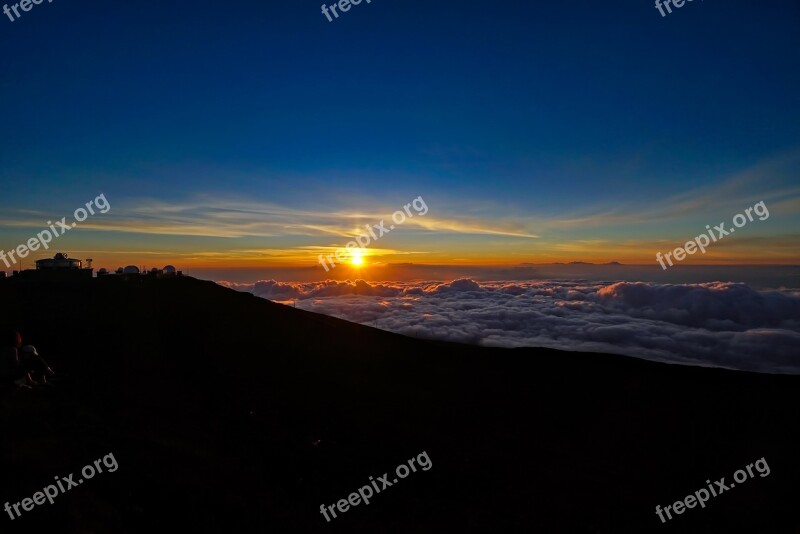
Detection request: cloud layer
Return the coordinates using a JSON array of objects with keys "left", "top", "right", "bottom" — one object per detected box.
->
[{"left": 218, "top": 279, "right": 800, "bottom": 374}]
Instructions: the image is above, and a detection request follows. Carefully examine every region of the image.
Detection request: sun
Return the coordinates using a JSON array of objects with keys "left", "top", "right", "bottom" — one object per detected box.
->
[{"left": 351, "top": 249, "right": 364, "bottom": 267}]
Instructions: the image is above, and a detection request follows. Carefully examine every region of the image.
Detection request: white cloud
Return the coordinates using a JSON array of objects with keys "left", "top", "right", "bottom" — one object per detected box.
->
[{"left": 218, "top": 279, "right": 800, "bottom": 374}]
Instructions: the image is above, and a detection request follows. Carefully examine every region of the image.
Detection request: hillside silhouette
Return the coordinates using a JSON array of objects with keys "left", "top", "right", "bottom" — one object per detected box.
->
[{"left": 0, "top": 275, "right": 798, "bottom": 533}]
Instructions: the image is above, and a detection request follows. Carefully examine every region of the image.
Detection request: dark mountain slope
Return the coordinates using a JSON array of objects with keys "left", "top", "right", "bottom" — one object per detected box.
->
[{"left": 0, "top": 275, "right": 797, "bottom": 533}]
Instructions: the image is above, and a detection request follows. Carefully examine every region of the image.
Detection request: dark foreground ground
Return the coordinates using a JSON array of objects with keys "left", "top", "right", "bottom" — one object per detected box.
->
[{"left": 0, "top": 275, "right": 798, "bottom": 533}]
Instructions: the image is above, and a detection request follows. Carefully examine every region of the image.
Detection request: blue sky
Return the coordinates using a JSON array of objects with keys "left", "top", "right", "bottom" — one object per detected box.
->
[{"left": 0, "top": 0, "right": 798, "bottom": 273}]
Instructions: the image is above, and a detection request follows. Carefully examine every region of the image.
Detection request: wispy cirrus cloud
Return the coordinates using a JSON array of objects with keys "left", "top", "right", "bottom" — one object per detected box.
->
[
  {"left": 1, "top": 194, "right": 541, "bottom": 240},
  {"left": 1, "top": 149, "right": 797, "bottom": 268}
]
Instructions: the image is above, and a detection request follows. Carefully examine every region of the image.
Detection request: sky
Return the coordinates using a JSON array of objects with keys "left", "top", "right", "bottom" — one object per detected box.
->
[{"left": 0, "top": 0, "right": 799, "bottom": 277}]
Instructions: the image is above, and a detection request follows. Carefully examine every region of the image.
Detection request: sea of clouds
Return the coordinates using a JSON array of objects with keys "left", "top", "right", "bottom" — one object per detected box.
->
[{"left": 217, "top": 279, "right": 800, "bottom": 374}]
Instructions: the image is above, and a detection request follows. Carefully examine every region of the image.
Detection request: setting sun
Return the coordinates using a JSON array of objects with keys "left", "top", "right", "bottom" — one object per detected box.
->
[{"left": 351, "top": 250, "right": 364, "bottom": 266}]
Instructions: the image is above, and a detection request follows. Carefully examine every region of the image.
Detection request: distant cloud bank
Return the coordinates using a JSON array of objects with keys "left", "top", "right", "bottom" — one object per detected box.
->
[{"left": 218, "top": 279, "right": 800, "bottom": 374}]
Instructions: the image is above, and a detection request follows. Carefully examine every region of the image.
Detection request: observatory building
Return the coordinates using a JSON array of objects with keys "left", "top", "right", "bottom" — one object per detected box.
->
[
  {"left": 15, "top": 253, "right": 93, "bottom": 279},
  {"left": 11, "top": 254, "right": 181, "bottom": 280},
  {"left": 35, "top": 253, "right": 85, "bottom": 270},
  {"left": 97, "top": 264, "right": 182, "bottom": 278}
]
